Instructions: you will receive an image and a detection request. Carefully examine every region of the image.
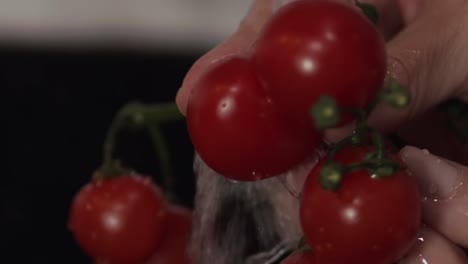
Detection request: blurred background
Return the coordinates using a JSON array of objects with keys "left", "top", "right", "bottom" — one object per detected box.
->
[{"left": 3, "top": 0, "right": 252, "bottom": 263}]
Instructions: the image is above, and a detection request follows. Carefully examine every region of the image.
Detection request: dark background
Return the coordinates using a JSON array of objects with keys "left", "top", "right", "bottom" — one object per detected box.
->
[{"left": 3, "top": 45, "right": 202, "bottom": 263}]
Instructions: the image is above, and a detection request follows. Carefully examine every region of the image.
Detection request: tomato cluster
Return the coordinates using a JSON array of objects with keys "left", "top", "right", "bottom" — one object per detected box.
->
[
  {"left": 69, "top": 1, "right": 421, "bottom": 264},
  {"left": 187, "top": 0, "right": 386, "bottom": 181},
  {"left": 187, "top": 1, "right": 421, "bottom": 264},
  {"left": 68, "top": 174, "right": 192, "bottom": 264}
]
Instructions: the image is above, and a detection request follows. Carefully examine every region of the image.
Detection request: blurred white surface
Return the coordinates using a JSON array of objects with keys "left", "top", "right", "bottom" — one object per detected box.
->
[{"left": 0, "top": 0, "right": 253, "bottom": 51}]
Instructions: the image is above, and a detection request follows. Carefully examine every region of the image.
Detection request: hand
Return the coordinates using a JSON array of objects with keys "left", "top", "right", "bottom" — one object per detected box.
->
[
  {"left": 369, "top": 0, "right": 468, "bottom": 165},
  {"left": 177, "top": 0, "right": 468, "bottom": 263},
  {"left": 397, "top": 145, "right": 468, "bottom": 263},
  {"left": 375, "top": 2, "right": 468, "bottom": 260}
]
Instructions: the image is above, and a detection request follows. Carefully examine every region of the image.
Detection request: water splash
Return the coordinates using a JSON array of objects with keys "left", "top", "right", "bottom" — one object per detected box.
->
[{"left": 189, "top": 153, "right": 302, "bottom": 264}]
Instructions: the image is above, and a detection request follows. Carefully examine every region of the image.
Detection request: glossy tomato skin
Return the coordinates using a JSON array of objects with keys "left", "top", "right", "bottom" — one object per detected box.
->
[
  {"left": 68, "top": 175, "right": 167, "bottom": 264},
  {"left": 300, "top": 146, "right": 421, "bottom": 264},
  {"left": 281, "top": 250, "right": 316, "bottom": 264},
  {"left": 145, "top": 206, "right": 193, "bottom": 264},
  {"left": 187, "top": 56, "right": 319, "bottom": 181},
  {"left": 254, "top": 0, "right": 386, "bottom": 126}
]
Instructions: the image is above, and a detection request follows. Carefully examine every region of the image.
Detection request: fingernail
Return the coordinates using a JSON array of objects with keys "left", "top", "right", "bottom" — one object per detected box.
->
[{"left": 399, "top": 146, "right": 463, "bottom": 200}]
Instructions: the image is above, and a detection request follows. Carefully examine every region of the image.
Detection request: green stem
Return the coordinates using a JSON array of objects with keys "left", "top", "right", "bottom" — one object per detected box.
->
[
  {"left": 102, "top": 108, "right": 127, "bottom": 169},
  {"left": 98, "top": 102, "right": 182, "bottom": 186},
  {"left": 148, "top": 125, "right": 175, "bottom": 200},
  {"left": 344, "top": 159, "right": 397, "bottom": 172},
  {"left": 126, "top": 102, "right": 184, "bottom": 125},
  {"left": 343, "top": 162, "right": 371, "bottom": 173},
  {"left": 370, "top": 128, "right": 385, "bottom": 159}
]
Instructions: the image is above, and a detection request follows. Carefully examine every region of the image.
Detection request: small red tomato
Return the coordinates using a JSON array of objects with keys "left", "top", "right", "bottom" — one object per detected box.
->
[
  {"left": 187, "top": 56, "right": 319, "bottom": 181},
  {"left": 300, "top": 146, "right": 421, "bottom": 264},
  {"left": 68, "top": 175, "right": 167, "bottom": 264},
  {"left": 281, "top": 250, "right": 316, "bottom": 264},
  {"left": 145, "top": 206, "right": 192, "bottom": 264},
  {"left": 254, "top": 0, "right": 386, "bottom": 126}
]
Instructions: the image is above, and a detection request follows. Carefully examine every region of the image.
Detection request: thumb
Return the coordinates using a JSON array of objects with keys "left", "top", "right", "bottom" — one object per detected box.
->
[
  {"left": 368, "top": 0, "right": 468, "bottom": 133},
  {"left": 176, "top": 0, "right": 275, "bottom": 116}
]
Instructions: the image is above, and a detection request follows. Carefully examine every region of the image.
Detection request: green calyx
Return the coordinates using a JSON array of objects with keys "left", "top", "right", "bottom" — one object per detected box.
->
[
  {"left": 93, "top": 160, "right": 133, "bottom": 181},
  {"left": 319, "top": 163, "right": 344, "bottom": 191},
  {"left": 379, "top": 79, "right": 411, "bottom": 108},
  {"left": 311, "top": 96, "right": 340, "bottom": 129},
  {"left": 312, "top": 78, "right": 411, "bottom": 191}
]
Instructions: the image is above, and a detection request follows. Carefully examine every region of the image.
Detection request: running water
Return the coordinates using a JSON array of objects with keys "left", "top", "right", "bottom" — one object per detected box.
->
[{"left": 188, "top": 153, "right": 304, "bottom": 264}]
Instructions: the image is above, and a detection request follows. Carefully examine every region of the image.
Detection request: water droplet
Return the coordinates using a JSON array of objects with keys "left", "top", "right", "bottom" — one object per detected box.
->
[
  {"left": 419, "top": 254, "right": 429, "bottom": 264},
  {"left": 251, "top": 171, "right": 263, "bottom": 181},
  {"left": 226, "top": 178, "right": 239, "bottom": 184},
  {"left": 422, "top": 149, "right": 430, "bottom": 155}
]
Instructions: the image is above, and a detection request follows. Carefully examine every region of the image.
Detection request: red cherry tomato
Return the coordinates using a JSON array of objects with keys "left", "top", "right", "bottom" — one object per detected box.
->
[
  {"left": 187, "top": 56, "right": 319, "bottom": 181},
  {"left": 281, "top": 250, "right": 315, "bottom": 264},
  {"left": 145, "top": 206, "right": 193, "bottom": 264},
  {"left": 68, "top": 175, "right": 167, "bottom": 264},
  {"left": 300, "top": 146, "right": 421, "bottom": 264},
  {"left": 254, "top": 0, "right": 386, "bottom": 126}
]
